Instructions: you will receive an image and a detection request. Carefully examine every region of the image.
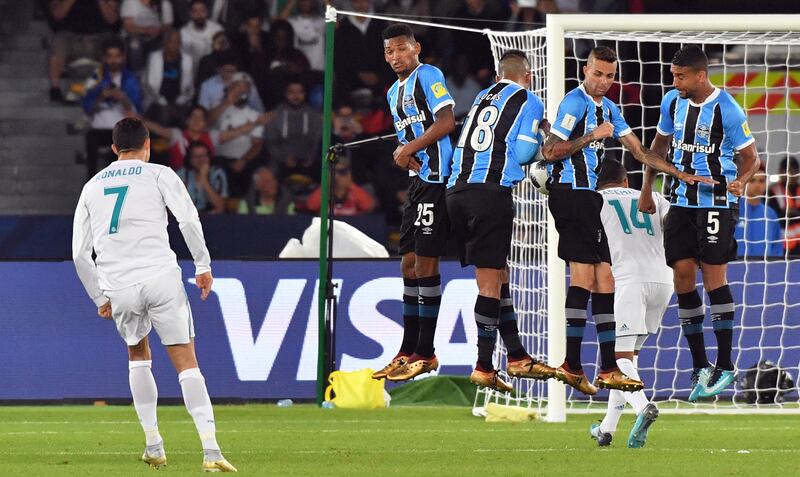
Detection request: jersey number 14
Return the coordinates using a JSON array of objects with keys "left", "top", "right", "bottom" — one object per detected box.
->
[{"left": 608, "top": 199, "right": 654, "bottom": 236}]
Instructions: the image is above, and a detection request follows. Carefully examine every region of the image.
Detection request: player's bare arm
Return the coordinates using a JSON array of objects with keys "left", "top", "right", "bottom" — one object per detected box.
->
[
  {"left": 638, "top": 132, "right": 672, "bottom": 214},
  {"left": 393, "top": 105, "right": 455, "bottom": 172},
  {"left": 728, "top": 143, "right": 761, "bottom": 197},
  {"left": 618, "top": 132, "right": 716, "bottom": 187},
  {"left": 541, "top": 121, "right": 613, "bottom": 162},
  {"left": 195, "top": 271, "right": 213, "bottom": 301}
]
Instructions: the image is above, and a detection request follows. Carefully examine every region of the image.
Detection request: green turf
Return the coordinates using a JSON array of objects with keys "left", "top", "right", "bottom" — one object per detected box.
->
[{"left": 1, "top": 405, "right": 798, "bottom": 476}]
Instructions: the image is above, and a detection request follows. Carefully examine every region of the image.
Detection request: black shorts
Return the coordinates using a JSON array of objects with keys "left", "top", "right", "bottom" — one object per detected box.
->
[
  {"left": 446, "top": 186, "right": 513, "bottom": 269},
  {"left": 547, "top": 186, "right": 611, "bottom": 265},
  {"left": 664, "top": 206, "right": 738, "bottom": 266},
  {"left": 398, "top": 176, "right": 449, "bottom": 257}
]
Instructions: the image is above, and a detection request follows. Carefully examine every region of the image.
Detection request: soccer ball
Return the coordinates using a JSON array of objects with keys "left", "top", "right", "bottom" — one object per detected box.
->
[{"left": 529, "top": 159, "right": 549, "bottom": 195}]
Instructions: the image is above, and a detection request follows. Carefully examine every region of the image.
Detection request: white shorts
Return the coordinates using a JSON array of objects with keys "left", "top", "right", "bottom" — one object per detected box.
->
[
  {"left": 104, "top": 267, "right": 195, "bottom": 346},
  {"left": 615, "top": 282, "right": 673, "bottom": 339}
]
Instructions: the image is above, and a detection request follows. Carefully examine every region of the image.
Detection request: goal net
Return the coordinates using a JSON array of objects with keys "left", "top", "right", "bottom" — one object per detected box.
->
[{"left": 477, "top": 16, "right": 800, "bottom": 419}]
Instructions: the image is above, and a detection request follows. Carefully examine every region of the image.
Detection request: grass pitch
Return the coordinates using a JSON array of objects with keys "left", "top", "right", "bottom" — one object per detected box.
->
[{"left": 1, "top": 405, "right": 798, "bottom": 476}]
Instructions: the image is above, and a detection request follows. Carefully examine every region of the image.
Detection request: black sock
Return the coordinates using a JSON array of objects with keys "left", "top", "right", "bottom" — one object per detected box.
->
[
  {"left": 565, "top": 286, "right": 590, "bottom": 371},
  {"left": 708, "top": 285, "right": 735, "bottom": 370},
  {"left": 592, "top": 292, "right": 617, "bottom": 372},
  {"left": 415, "top": 275, "right": 441, "bottom": 358},
  {"left": 499, "top": 283, "right": 527, "bottom": 360},
  {"left": 678, "top": 290, "right": 710, "bottom": 369},
  {"left": 399, "top": 278, "right": 419, "bottom": 355},
  {"left": 474, "top": 294, "right": 500, "bottom": 371}
]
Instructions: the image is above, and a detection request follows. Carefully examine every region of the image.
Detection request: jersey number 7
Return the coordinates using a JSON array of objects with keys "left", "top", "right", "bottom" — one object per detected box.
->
[{"left": 104, "top": 185, "right": 129, "bottom": 235}]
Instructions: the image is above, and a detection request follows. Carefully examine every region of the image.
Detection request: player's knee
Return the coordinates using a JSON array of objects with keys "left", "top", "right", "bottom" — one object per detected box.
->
[
  {"left": 400, "top": 253, "right": 416, "bottom": 279},
  {"left": 414, "top": 256, "right": 439, "bottom": 278}
]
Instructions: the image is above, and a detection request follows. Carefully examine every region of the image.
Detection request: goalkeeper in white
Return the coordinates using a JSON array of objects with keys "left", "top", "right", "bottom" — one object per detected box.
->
[
  {"left": 591, "top": 159, "right": 673, "bottom": 448},
  {"left": 72, "top": 118, "right": 236, "bottom": 472}
]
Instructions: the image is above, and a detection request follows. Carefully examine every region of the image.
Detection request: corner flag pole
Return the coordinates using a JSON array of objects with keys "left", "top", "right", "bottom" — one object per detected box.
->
[{"left": 317, "top": 5, "right": 337, "bottom": 406}]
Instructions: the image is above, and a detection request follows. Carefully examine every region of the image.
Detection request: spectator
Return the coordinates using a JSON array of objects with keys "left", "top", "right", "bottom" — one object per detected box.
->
[
  {"left": 333, "top": 0, "right": 389, "bottom": 101},
  {"left": 120, "top": 0, "right": 173, "bottom": 70},
  {"left": 453, "top": 0, "right": 511, "bottom": 85},
  {"left": 238, "top": 167, "right": 297, "bottom": 215},
  {"left": 287, "top": 0, "right": 326, "bottom": 73},
  {"left": 735, "top": 168, "right": 784, "bottom": 258},
  {"left": 768, "top": 155, "right": 800, "bottom": 226},
  {"left": 198, "top": 51, "right": 264, "bottom": 126},
  {"left": 306, "top": 157, "right": 376, "bottom": 216},
  {"left": 195, "top": 30, "right": 233, "bottom": 87},
  {"left": 47, "top": 0, "right": 120, "bottom": 102},
  {"left": 210, "top": 0, "right": 265, "bottom": 36},
  {"left": 180, "top": 0, "right": 223, "bottom": 69},
  {"left": 446, "top": 52, "right": 482, "bottom": 120},
  {"left": 176, "top": 141, "right": 228, "bottom": 214},
  {"left": 141, "top": 104, "right": 218, "bottom": 169},
  {"left": 82, "top": 37, "right": 142, "bottom": 177},
  {"left": 232, "top": 11, "right": 272, "bottom": 106},
  {"left": 768, "top": 156, "right": 800, "bottom": 254},
  {"left": 262, "top": 20, "right": 312, "bottom": 110},
  {"left": 143, "top": 29, "right": 194, "bottom": 126},
  {"left": 266, "top": 80, "right": 322, "bottom": 181},
  {"left": 215, "top": 75, "right": 268, "bottom": 196},
  {"left": 332, "top": 104, "right": 363, "bottom": 143}
]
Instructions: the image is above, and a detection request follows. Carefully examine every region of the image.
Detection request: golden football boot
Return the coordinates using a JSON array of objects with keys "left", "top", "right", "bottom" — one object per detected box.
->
[
  {"left": 507, "top": 356, "right": 558, "bottom": 380},
  {"left": 554, "top": 363, "right": 598, "bottom": 395},
  {"left": 202, "top": 458, "right": 238, "bottom": 472},
  {"left": 386, "top": 355, "right": 439, "bottom": 381},
  {"left": 594, "top": 369, "right": 644, "bottom": 392},
  {"left": 371, "top": 355, "right": 408, "bottom": 380},
  {"left": 141, "top": 451, "right": 167, "bottom": 469},
  {"left": 470, "top": 368, "right": 514, "bottom": 393}
]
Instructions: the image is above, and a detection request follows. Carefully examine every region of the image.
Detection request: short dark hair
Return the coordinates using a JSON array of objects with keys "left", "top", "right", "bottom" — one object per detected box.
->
[
  {"left": 187, "top": 140, "right": 210, "bottom": 157},
  {"left": 112, "top": 118, "right": 149, "bottom": 152},
  {"left": 597, "top": 158, "right": 628, "bottom": 188},
  {"left": 589, "top": 46, "right": 617, "bottom": 64},
  {"left": 382, "top": 23, "right": 415, "bottom": 41},
  {"left": 672, "top": 44, "right": 708, "bottom": 72},
  {"left": 217, "top": 50, "right": 239, "bottom": 68},
  {"left": 780, "top": 155, "right": 800, "bottom": 173},
  {"left": 499, "top": 49, "right": 529, "bottom": 65},
  {"left": 102, "top": 36, "right": 126, "bottom": 55}
]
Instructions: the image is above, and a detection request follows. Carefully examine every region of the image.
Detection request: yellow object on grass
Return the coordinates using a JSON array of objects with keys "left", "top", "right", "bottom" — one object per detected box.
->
[
  {"left": 324, "top": 368, "right": 388, "bottom": 409},
  {"left": 484, "top": 403, "right": 539, "bottom": 422}
]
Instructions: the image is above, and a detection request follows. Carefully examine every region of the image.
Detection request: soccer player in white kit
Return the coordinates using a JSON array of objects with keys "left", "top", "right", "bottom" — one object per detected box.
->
[
  {"left": 591, "top": 159, "right": 673, "bottom": 449},
  {"left": 72, "top": 118, "right": 237, "bottom": 472}
]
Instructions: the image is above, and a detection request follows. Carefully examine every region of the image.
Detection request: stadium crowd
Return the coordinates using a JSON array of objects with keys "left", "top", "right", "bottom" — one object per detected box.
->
[{"left": 42, "top": 0, "right": 800, "bottom": 255}]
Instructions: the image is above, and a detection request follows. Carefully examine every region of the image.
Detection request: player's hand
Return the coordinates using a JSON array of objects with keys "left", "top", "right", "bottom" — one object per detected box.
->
[
  {"left": 394, "top": 154, "right": 421, "bottom": 172},
  {"left": 637, "top": 191, "right": 656, "bottom": 215},
  {"left": 679, "top": 172, "right": 718, "bottom": 186},
  {"left": 195, "top": 272, "right": 213, "bottom": 301},
  {"left": 727, "top": 179, "right": 745, "bottom": 197},
  {"left": 97, "top": 301, "right": 112, "bottom": 320},
  {"left": 539, "top": 118, "right": 551, "bottom": 135},
  {"left": 591, "top": 122, "right": 614, "bottom": 140}
]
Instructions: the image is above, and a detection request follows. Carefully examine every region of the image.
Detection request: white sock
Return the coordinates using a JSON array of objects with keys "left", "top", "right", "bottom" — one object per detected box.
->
[
  {"left": 129, "top": 360, "right": 162, "bottom": 447},
  {"left": 600, "top": 390, "right": 626, "bottom": 434},
  {"left": 617, "top": 358, "right": 649, "bottom": 415},
  {"left": 178, "top": 368, "right": 220, "bottom": 452}
]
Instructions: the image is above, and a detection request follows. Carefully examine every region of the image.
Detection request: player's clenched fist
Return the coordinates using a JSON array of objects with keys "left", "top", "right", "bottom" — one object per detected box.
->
[
  {"left": 195, "top": 272, "right": 213, "bottom": 301},
  {"left": 727, "top": 179, "right": 745, "bottom": 197},
  {"left": 591, "top": 122, "right": 614, "bottom": 141}
]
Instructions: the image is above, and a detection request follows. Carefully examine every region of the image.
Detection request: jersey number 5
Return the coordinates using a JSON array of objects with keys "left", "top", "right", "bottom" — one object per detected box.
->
[
  {"left": 457, "top": 105, "right": 499, "bottom": 152},
  {"left": 608, "top": 199, "right": 654, "bottom": 236},
  {"left": 104, "top": 185, "right": 129, "bottom": 234}
]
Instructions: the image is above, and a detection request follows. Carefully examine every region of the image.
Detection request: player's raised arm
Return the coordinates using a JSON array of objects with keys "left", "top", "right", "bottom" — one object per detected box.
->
[
  {"left": 72, "top": 187, "right": 110, "bottom": 310},
  {"left": 157, "top": 168, "right": 212, "bottom": 298},
  {"left": 541, "top": 92, "right": 614, "bottom": 162},
  {"left": 618, "top": 133, "right": 716, "bottom": 186}
]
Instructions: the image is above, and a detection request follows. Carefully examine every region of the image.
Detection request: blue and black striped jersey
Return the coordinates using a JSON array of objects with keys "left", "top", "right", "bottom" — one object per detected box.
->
[
  {"left": 448, "top": 80, "right": 544, "bottom": 189},
  {"left": 548, "top": 84, "right": 632, "bottom": 191},
  {"left": 657, "top": 88, "right": 755, "bottom": 208},
  {"left": 387, "top": 64, "right": 455, "bottom": 184}
]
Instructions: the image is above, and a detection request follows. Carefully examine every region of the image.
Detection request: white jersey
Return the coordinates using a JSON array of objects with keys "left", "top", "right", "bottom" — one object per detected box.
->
[
  {"left": 599, "top": 187, "right": 672, "bottom": 286},
  {"left": 73, "top": 159, "right": 211, "bottom": 306}
]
